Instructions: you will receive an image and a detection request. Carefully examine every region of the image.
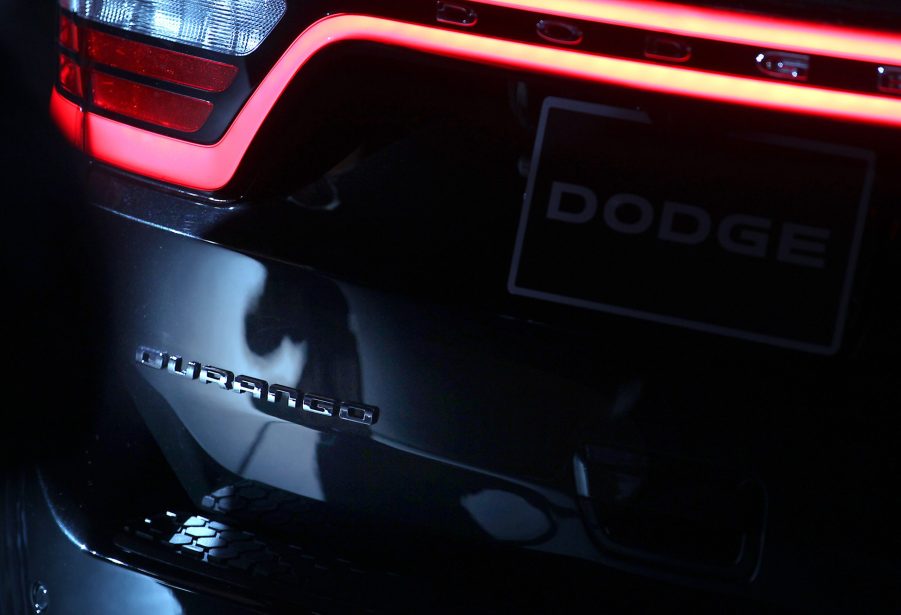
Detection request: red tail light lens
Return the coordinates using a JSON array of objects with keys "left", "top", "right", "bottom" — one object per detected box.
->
[
  {"left": 58, "top": 53, "right": 83, "bottom": 97},
  {"left": 56, "top": 17, "right": 229, "bottom": 134},
  {"left": 86, "top": 30, "right": 238, "bottom": 93},
  {"left": 59, "top": 14, "right": 79, "bottom": 51},
  {"left": 92, "top": 73, "right": 213, "bottom": 133}
]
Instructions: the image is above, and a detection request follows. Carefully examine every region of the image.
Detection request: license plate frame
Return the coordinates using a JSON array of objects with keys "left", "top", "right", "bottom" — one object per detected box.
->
[{"left": 508, "top": 97, "right": 875, "bottom": 354}]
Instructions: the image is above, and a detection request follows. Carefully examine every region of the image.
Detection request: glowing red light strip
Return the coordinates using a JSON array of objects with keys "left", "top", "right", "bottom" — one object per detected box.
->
[
  {"left": 481, "top": 0, "right": 901, "bottom": 65},
  {"left": 50, "top": 89, "right": 83, "bottom": 149},
  {"left": 59, "top": 14, "right": 901, "bottom": 191}
]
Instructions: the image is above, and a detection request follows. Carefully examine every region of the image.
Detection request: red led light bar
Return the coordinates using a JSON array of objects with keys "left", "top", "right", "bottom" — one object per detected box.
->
[
  {"left": 92, "top": 72, "right": 213, "bottom": 132},
  {"left": 51, "top": 88, "right": 84, "bottom": 149},
  {"left": 86, "top": 30, "right": 238, "bottom": 93},
  {"left": 53, "top": 12, "right": 901, "bottom": 191},
  {"left": 484, "top": 0, "right": 901, "bottom": 65}
]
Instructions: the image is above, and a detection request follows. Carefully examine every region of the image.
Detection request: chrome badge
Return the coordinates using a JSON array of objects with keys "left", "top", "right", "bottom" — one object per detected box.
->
[{"left": 136, "top": 346, "right": 379, "bottom": 426}]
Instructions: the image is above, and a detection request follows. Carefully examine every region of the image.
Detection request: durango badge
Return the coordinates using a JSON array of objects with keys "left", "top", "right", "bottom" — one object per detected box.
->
[{"left": 135, "top": 346, "right": 379, "bottom": 426}]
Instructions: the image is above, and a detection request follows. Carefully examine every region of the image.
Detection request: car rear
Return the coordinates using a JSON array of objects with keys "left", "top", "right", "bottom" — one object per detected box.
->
[{"left": 22, "top": 0, "right": 901, "bottom": 612}]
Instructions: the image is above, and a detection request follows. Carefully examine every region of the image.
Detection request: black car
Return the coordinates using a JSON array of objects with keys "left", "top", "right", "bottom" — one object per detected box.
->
[{"left": 2, "top": 0, "right": 900, "bottom": 612}]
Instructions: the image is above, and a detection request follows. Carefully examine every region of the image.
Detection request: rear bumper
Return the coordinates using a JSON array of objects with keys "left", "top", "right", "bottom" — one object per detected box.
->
[{"left": 52, "top": 167, "right": 898, "bottom": 612}]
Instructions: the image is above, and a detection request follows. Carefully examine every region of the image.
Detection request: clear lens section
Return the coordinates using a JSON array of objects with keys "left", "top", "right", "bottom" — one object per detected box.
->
[{"left": 61, "top": 0, "right": 286, "bottom": 56}]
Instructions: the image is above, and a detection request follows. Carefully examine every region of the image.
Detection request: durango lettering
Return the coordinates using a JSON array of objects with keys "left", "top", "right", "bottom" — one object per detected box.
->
[
  {"left": 546, "top": 181, "right": 831, "bottom": 268},
  {"left": 135, "top": 347, "right": 379, "bottom": 426}
]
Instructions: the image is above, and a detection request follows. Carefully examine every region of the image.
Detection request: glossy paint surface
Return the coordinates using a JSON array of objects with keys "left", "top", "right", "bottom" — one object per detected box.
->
[
  {"left": 83, "top": 176, "right": 900, "bottom": 610},
  {"left": 109, "top": 212, "right": 583, "bottom": 543},
  {"left": 2, "top": 471, "right": 259, "bottom": 615}
]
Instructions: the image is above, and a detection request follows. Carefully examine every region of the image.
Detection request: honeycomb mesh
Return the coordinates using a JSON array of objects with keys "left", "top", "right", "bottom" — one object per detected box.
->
[{"left": 121, "top": 510, "right": 423, "bottom": 613}]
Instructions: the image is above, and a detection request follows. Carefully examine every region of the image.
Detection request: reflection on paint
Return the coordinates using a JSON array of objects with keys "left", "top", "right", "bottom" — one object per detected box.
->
[{"left": 461, "top": 489, "right": 550, "bottom": 542}]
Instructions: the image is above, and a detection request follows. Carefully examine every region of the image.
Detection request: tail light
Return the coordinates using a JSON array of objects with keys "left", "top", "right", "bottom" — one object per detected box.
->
[
  {"left": 60, "top": 0, "right": 286, "bottom": 56},
  {"left": 52, "top": 0, "right": 901, "bottom": 194},
  {"left": 54, "top": 1, "right": 249, "bottom": 136},
  {"left": 58, "top": 52, "right": 83, "bottom": 97},
  {"left": 84, "top": 30, "right": 238, "bottom": 93},
  {"left": 91, "top": 73, "right": 214, "bottom": 133}
]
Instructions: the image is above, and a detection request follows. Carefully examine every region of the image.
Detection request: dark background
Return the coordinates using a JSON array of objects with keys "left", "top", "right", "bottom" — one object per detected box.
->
[{"left": 0, "top": 0, "right": 100, "bottom": 470}]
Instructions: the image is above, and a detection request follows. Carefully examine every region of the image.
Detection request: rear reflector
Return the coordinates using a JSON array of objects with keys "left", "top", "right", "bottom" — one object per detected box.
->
[
  {"left": 91, "top": 72, "right": 213, "bottom": 132},
  {"left": 61, "top": 0, "right": 286, "bottom": 56},
  {"left": 86, "top": 30, "right": 238, "bottom": 93},
  {"left": 59, "top": 53, "right": 83, "bottom": 97}
]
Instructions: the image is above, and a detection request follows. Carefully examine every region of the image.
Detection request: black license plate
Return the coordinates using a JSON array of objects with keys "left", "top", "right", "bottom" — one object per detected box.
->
[{"left": 508, "top": 98, "right": 874, "bottom": 354}]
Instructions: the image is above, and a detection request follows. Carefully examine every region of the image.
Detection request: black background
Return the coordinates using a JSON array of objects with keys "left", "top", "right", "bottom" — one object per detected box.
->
[{"left": 0, "top": 0, "right": 101, "bottom": 469}]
